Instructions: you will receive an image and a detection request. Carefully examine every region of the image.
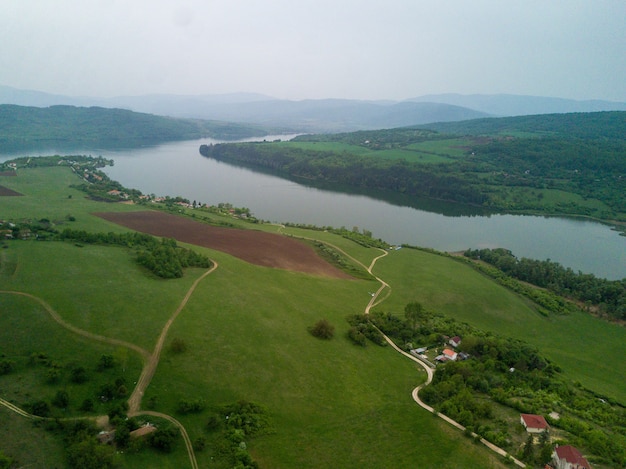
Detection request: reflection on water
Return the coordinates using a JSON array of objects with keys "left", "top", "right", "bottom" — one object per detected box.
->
[{"left": 2, "top": 138, "right": 625, "bottom": 280}]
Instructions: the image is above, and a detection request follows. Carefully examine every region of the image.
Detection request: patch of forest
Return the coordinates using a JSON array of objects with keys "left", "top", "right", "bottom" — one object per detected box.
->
[
  {"left": 199, "top": 111, "right": 626, "bottom": 221},
  {"left": 464, "top": 248, "right": 626, "bottom": 321},
  {"left": 0, "top": 104, "right": 268, "bottom": 151},
  {"left": 355, "top": 303, "right": 626, "bottom": 468}
]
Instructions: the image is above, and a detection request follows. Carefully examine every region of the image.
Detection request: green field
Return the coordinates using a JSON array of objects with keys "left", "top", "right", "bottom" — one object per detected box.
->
[{"left": 1, "top": 162, "right": 624, "bottom": 468}]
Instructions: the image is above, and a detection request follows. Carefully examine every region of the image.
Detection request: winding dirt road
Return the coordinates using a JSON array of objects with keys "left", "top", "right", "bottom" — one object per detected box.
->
[{"left": 2, "top": 232, "right": 526, "bottom": 468}]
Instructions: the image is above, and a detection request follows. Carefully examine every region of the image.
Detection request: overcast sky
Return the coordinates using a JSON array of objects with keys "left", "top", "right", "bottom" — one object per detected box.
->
[{"left": 1, "top": 0, "right": 625, "bottom": 102}]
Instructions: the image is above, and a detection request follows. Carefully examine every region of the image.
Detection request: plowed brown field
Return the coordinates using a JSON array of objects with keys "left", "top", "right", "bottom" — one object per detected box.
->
[{"left": 95, "top": 210, "right": 351, "bottom": 278}]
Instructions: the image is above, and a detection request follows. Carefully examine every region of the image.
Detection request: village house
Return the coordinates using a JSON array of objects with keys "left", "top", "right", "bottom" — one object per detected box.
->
[
  {"left": 449, "top": 336, "right": 462, "bottom": 348},
  {"left": 520, "top": 413, "right": 549, "bottom": 433},
  {"left": 436, "top": 348, "right": 458, "bottom": 362},
  {"left": 552, "top": 444, "right": 591, "bottom": 469}
]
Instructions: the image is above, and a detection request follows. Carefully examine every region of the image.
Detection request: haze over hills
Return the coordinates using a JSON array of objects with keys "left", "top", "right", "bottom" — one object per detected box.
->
[
  {"left": 408, "top": 93, "right": 626, "bottom": 116},
  {"left": 4, "top": 85, "right": 625, "bottom": 134}
]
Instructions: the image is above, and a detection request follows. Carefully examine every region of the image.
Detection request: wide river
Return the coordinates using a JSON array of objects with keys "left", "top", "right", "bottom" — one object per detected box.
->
[{"left": 2, "top": 137, "right": 625, "bottom": 280}]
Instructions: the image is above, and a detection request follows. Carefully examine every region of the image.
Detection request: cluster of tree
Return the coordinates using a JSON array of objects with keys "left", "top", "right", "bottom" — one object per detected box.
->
[
  {"left": 345, "top": 314, "right": 387, "bottom": 346},
  {"left": 16, "top": 351, "right": 129, "bottom": 420},
  {"left": 206, "top": 400, "right": 271, "bottom": 469},
  {"left": 177, "top": 397, "right": 206, "bottom": 414},
  {"left": 200, "top": 143, "right": 488, "bottom": 206},
  {"left": 464, "top": 248, "right": 626, "bottom": 320},
  {"left": 371, "top": 302, "right": 626, "bottom": 467},
  {"left": 0, "top": 104, "right": 266, "bottom": 151},
  {"left": 58, "top": 229, "right": 211, "bottom": 278}
]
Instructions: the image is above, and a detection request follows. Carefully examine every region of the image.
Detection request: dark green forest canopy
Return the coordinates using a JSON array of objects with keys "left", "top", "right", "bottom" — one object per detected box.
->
[
  {"left": 200, "top": 111, "right": 626, "bottom": 221},
  {"left": 0, "top": 104, "right": 267, "bottom": 151}
]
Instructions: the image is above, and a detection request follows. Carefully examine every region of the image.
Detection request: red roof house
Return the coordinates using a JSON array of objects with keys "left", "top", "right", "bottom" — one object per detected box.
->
[
  {"left": 442, "top": 348, "right": 458, "bottom": 361},
  {"left": 520, "top": 413, "right": 549, "bottom": 433},
  {"left": 552, "top": 445, "right": 591, "bottom": 469},
  {"left": 449, "top": 336, "right": 462, "bottom": 348}
]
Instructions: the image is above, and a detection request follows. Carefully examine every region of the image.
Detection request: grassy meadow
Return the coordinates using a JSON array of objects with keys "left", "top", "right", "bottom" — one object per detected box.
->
[{"left": 0, "top": 162, "right": 623, "bottom": 467}]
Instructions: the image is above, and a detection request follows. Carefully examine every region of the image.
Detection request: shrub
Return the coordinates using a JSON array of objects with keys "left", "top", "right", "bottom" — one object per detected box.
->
[
  {"left": 308, "top": 319, "right": 335, "bottom": 339},
  {"left": 169, "top": 338, "right": 188, "bottom": 354},
  {"left": 0, "top": 359, "right": 15, "bottom": 375}
]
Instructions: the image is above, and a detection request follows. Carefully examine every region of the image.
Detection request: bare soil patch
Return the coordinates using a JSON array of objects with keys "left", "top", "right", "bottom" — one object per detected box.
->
[
  {"left": 0, "top": 185, "right": 22, "bottom": 196},
  {"left": 95, "top": 210, "right": 352, "bottom": 279}
]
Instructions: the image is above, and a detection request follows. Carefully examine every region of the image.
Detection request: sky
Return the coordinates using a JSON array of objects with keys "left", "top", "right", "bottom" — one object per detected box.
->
[{"left": 1, "top": 0, "right": 625, "bottom": 102}]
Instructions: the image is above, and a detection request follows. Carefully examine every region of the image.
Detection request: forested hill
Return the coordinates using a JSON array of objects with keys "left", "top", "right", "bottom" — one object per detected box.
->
[
  {"left": 419, "top": 111, "right": 626, "bottom": 140},
  {"left": 0, "top": 104, "right": 268, "bottom": 151},
  {"left": 200, "top": 111, "right": 626, "bottom": 221}
]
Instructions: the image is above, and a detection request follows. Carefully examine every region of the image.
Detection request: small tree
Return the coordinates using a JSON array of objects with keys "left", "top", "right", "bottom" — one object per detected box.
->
[
  {"left": 169, "top": 338, "right": 188, "bottom": 354},
  {"left": 309, "top": 319, "right": 335, "bottom": 339},
  {"left": 404, "top": 301, "right": 425, "bottom": 331}
]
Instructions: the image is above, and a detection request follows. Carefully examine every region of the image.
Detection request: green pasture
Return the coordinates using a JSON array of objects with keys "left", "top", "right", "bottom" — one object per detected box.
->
[
  {"left": 0, "top": 166, "right": 144, "bottom": 231},
  {"left": 371, "top": 248, "right": 626, "bottom": 402},
  {"left": 1, "top": 241, "right": 202, "bottom": 351},
  {"left": 145, "top": 249, "right": 507, "bottom": 468},
  {"left": 1, "top": 162, "right": 623, "bottom": 467},
  {"left": 278, "top": 140, "right": 457, "bottom": 164},
  {"left": 404, "top": 138, "right": 472, "bottom": 158},
  {"left": 484, "top": 185, "right": 611, "bottom": 215}
]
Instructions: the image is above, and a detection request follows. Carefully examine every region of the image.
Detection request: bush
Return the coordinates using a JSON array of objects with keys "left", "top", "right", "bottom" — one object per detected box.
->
[
  {"left": 308, "top": 319, "right": 335, "bottom": 339},
  {"left": 177, "top": 398, "right": 206, "bottom": 414},
  {"left": 148, "top": 426, "right": 179, "bottom": 452},
  {"left": 169, "top": 338, "right": 188, "bottom": 354},
  {"left": 0, "top": 359, "right": 15, "bottom": 375}
]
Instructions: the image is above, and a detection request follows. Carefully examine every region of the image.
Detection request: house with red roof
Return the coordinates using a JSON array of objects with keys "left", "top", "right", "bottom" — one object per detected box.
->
[
  {"left": 552, "top": 444, "right": 591, "bottom": 469},
  {"left": 520, "top": 413, "right": 549, "bottom": 433},
  {"left": 449, "top": 336, "right": 462, "bottom": 348}
]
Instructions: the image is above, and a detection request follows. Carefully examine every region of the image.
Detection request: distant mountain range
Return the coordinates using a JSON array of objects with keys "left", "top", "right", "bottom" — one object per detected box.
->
[{"left": 1, "top": 85, "right": 625, "bottom": 133}]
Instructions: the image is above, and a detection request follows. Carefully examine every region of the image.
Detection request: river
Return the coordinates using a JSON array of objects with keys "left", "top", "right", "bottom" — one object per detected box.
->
[{"left": 2, "top": 137, "right": 625, "bottom": 280}]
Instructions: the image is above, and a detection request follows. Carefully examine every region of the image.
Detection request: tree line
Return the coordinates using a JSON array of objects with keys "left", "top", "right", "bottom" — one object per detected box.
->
[
  {"left": 464, "top": 248, "right": 626, "bottom": 320},
  {"left": 200, "top": 143, "right": 488, "bottom": 206}
]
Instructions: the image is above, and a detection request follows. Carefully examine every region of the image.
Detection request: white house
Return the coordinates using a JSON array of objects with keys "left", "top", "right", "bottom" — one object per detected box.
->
[
  {"left": 449, "top": 336, "right": 462, "bottom": 348},
  {"left": 520, "top": 413, "right": 549, "bottom": 434}
]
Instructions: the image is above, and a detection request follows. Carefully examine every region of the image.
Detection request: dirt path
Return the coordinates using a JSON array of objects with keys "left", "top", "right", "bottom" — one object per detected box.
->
[
  {"left": 1, "top": 263, "right": 216, "bottom": 469},
  {"left": 127, "top": 264, "right": 218, "bottom": 414},
  {"left": 0, "top": 290, "right": 150, "bottom": 361},
  {"left": 362, "top": 253, "right": 526, "bottom": 468},
  {"left": 129, "top": 410, "right": 198, "bottom": 469}
]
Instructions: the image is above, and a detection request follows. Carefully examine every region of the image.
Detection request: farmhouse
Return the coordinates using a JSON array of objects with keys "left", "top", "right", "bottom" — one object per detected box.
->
[
  {"left": 520, "top": 413, "right": 549, "bottom": 433},
  {"left": 436, "top": 348, "right": 458, "bottom": 362},
  {"left": 449, "top": 336, "right": 462, "bottom": 348},
  {"left": 552, "top": 444, "right": 591, "bottom": 469}
]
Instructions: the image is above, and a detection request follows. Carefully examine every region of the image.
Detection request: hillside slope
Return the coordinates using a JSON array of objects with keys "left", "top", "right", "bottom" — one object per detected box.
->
[{"left": 0, "top": 104, "right": 267, "bottom": 152}]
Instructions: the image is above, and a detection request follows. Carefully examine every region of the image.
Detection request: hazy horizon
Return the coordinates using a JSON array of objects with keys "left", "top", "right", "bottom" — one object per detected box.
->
[{"left": 1, "top": 1, "right": 625, "bottom": 102}]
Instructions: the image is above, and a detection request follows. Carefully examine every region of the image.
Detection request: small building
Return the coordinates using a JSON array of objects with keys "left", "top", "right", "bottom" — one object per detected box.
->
[
  {"left": 552, "top": 444, "right": 591, "bottom": 469},
  {"left": 97, "top": 430, "right": 116, "bottom": 444},
  {"left": 442, "top": 348, "right": 457, "bottom": 361},
  {"left": 520, "top": 413, "right": 549, "bottom": 433},
  {"left": 449, "top": 336, "right": 462, "bottom": 348}
]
